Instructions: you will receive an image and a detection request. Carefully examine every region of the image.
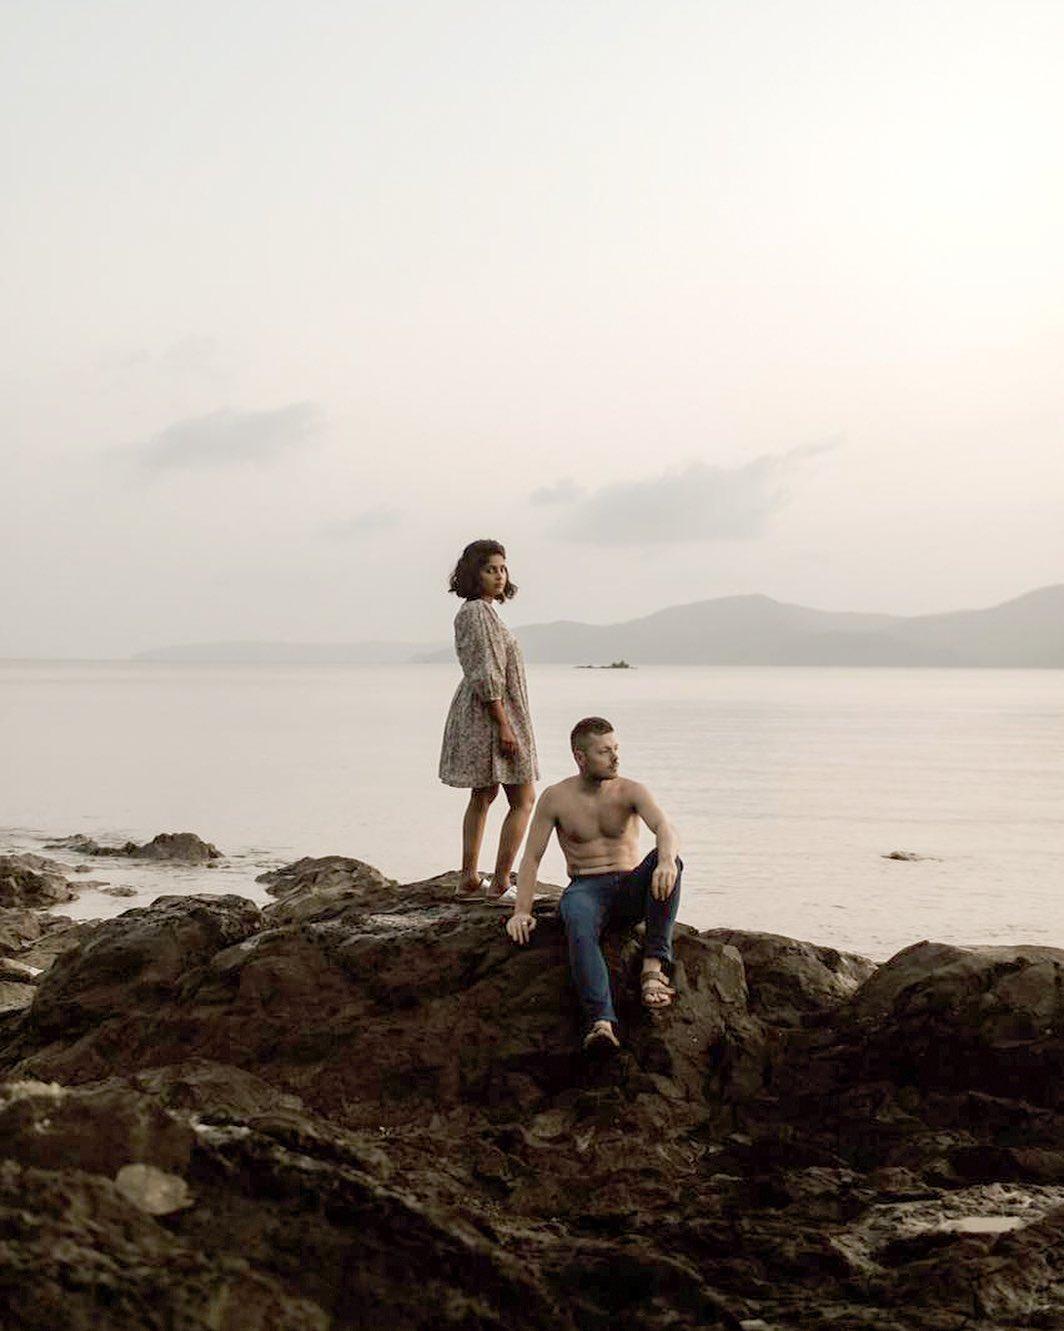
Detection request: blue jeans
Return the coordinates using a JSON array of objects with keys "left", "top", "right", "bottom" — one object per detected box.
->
[{"left": 559, "top": 849, "right": 683, "bottom": 1029}]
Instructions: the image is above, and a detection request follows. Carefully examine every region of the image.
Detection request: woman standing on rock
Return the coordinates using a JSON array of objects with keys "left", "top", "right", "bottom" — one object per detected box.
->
[{"left": 439, "top": 539, "right": 539, "bottom": 901}]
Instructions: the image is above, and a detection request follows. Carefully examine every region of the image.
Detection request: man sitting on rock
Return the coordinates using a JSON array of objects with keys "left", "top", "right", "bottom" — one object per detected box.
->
[{"left": 506, "top": 716, "right": 683, "bottom": 1052}]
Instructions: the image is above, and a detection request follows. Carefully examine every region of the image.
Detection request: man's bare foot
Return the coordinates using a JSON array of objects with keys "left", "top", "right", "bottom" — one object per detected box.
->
[{"left": 582, "top": 1020, "right": 620, "bottom": 1053}]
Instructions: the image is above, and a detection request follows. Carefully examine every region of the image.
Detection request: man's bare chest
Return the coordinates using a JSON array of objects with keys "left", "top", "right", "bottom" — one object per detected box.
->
[{"left": 557, "top": 795, "right": 636, "bottom": 845}]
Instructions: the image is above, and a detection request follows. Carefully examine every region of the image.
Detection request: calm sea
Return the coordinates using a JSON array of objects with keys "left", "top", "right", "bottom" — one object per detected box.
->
[{"left": 2, "top": 661, "right": 1062, "bottom": 961}]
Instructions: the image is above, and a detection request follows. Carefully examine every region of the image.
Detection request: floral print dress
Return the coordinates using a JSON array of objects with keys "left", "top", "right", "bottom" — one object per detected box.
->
[{"left": 438, "top": 599, "right": 540, "bottom": 788}]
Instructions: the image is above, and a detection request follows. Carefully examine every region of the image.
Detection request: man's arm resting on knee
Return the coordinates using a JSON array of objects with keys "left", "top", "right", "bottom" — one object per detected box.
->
[
  {"left": 506, "top": 788, "right": 555, "bottom": 943},
  {"left": 631, "top": 783, "right": 680, "bottom": 899}
]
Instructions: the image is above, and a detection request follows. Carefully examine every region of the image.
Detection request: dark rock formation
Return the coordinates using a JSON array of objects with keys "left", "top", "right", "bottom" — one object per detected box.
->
[
  {"left": 256, "top": 853, "right": 395, "bottom": 895},
  {"left": 44, "top": 833, "right": 135, "bottom": 855},
  {"left": 0, "top": 956, "right": 38, "bottom": 1014},
  {"left": 2, "top": 861, "right": 1064, "bottom": 1329},
  {"left": 136, "top": 832, "right": 222, "bottom": 864},
  {"left": 0, "top": 854, "right": 76, "bottom": 908},
  {"left": 847, "top": 941, "right": 1064, "bottom": 1108},
  {"left": 0, "top": 907, "right": 47, "bottom": 956},
  {"left": 44, "top": 832, "right": 222, "bottom": 863},
  {"left": 257, "top": 854, "right": 398, "bottom": 924},
  {"left": 13, "top": 918, "right": 105, "bottom": 972},
  {"left": 701, "top": 928, "right": 876, "bottom": 1027},
  {"left": 0, "top": 887, "right": 758, "bottom": 1135}
]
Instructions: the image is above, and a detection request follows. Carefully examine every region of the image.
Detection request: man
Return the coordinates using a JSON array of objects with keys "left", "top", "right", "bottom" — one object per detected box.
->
[{"left": 506, "top": 716, "right": 683, "bottom": 1052}]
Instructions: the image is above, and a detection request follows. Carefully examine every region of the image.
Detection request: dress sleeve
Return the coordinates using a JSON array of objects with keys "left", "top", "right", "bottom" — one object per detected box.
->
[{"left": 454, "top": 602, "right": 506, "bottom": 702}]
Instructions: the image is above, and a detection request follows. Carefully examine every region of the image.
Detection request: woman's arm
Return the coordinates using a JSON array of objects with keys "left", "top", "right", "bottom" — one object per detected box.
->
[{"left": 486, "top": 699, "right": 518, "bottom": 756}]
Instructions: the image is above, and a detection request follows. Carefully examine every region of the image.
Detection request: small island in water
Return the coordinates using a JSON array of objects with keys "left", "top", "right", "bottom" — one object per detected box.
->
[{"left": 575, "top": 659, "right": 633, "bottom": 670}]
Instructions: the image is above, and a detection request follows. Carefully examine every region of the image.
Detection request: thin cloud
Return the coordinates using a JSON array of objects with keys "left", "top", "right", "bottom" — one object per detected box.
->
[
  {"left": 530, "top": 478, "right": 585, "bottom": 506},
  {"left": 548, "top": 442, "right": 837, "bottom": 544},
  {"left": 158, "top": 335, "right": 221, "bottom": 374},
  {"left": 138, "top": 402, "right": 321, "bottom": 469},
  {"left": 326, "top": 507, "right": 403, "bottom": 537}
]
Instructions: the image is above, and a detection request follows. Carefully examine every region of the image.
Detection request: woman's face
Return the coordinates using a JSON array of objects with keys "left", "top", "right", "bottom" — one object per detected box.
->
[{"left": 479, "top": 553, "right": 508, "bottom": 599}]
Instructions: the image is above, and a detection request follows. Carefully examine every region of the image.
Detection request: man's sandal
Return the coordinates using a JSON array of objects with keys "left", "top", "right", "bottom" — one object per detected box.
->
[{"left": 641, "top": 971, "right": 675, "bottom": 1010}]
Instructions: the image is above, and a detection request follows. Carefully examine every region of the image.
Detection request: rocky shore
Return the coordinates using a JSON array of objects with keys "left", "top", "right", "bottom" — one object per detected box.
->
[{"left": 3, "top": 846, "right": 1064, "bottom": 1328}]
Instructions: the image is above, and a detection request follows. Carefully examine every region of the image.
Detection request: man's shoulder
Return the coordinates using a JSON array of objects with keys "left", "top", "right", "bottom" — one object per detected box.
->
[
  {"left": 612, "top": 776, "right": 650, "bottom": 803},
  {"left": 540, "top": 776, "right": 579, "bottom": 806}
]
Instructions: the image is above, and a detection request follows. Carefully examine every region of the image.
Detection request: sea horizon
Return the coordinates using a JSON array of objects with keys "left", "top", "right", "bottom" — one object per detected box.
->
[{"left": 3, "top": 660, "right": 1062, "bottom": 962}]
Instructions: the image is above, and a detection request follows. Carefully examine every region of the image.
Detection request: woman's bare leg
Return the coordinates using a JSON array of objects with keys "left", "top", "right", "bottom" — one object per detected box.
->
[
  {"left": 489, "top": 782, "right": 536, "bottom": 893},
  {"left": 459, "top": 785, "right": 498, "bottom": 892}
]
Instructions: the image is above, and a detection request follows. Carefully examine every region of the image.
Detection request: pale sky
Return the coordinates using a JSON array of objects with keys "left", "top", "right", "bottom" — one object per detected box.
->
[{"left": 3, "top": 0, "right": 1062, "bottom": 658}]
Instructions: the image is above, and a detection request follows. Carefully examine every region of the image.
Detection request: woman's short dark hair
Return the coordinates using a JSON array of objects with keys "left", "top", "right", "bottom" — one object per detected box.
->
[{"left": 448, "top": 540, "right": 517, "bottom": 601}]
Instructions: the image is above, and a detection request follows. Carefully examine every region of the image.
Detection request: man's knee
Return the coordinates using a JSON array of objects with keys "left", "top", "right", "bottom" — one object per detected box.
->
[{"left": 560, "top": 893, "right": 595, "bottom": 936}]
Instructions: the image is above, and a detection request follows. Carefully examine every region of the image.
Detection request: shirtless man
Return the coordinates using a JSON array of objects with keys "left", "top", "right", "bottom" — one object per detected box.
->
[{"left": 506, "top": 716, "right": 683, "bottom": 1052}]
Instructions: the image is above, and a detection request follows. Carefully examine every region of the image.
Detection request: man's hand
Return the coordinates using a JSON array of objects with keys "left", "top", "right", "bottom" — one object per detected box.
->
[
  {"left": 506, "top": 911, "right": 536, "bottom": 944},
  {"left": 651, "top": 856, "right": 678, "bottom": 901}
]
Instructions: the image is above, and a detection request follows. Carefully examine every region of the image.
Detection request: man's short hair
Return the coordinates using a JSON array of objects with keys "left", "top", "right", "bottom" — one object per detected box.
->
[{"left": 570, "top": 716, "right": 614, "bottom": 752}]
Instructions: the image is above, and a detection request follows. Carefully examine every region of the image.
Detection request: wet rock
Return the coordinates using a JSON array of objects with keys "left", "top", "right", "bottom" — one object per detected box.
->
[
  {"left": 0, "top": 854, "right": 76, "bottom": 908},
  {"left": 882, "top": 851, "right": 940, "bottom": 862},
  {"left": 0, "top": 907, "right": 45, "bottom": 956},
  {"left": 44, "top": 833, "right": 130, "bottom": 854},
  {"left": 0, "top": 1078, "right": 194, "bottom": 1174},
  {"left": 259, "top": 860, "right": 556, "bottom": 927},
  {"left": 115, "top": 1059, "right": 307, "bottom": 1121},
  {"left": 701, "top": 929, "right": 875, "bottom": 1026},
  {"left": 14, "top": 918, "right": 106, "bottom": 972},
  {"left": 849, "top": 942, "right": 1064, "bottom": 1108},
  {"left": 136, "top": 832, "right": 222, "bottom": 864},
  {"left": 0, "top": 982, "right": 36, "bottom": 1013},
  {"left": 101, "top": 884, "right": 138, "bottom": 897},
  {"left": 44, "top": 831, "right": 222, "bottom": 864},
  {"left": 5, "top": 866, "right": 1064, "bottom": 1328},
  {"left": 13, "top": 895, "right": 261, "bottom": 1058},
  {"left": 258, "top": 854, "right": 394, "bottom": 895},
  {"left": 0, "top": 887, "right": 760, "bottom": 1136},
  {"left": 114, "top": 1161, "right": 193, "bottom": 1215},
  {"left": 0, "top": 1079, "right": 572, "bottom": 1331},
  {"left": 970, "top": 1205, "right": 1064, "bottom": 1324},
  {"left": 0, "top": 1158, "right": 332, "bottom": 1331},
  {"left": 0, "top": 958, "right": 39, "bottom": 984}
]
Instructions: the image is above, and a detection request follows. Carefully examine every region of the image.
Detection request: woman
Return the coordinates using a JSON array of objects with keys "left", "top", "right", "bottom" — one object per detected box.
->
[{"left": 439, "top": 539, "right": 539, "bottom": 900}]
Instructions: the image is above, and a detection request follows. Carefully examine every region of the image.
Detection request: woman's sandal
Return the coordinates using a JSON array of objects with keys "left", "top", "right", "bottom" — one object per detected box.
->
[
  {"left": 641, "top": 971, "right": 675, "bottom": 1010},
  {"left": 452, "top": 875, "right": 491, "bottom": 901}
]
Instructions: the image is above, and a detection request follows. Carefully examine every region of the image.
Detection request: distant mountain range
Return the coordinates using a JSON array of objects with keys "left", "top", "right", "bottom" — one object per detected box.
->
[
  {"left": 132, "top": 585, "right": 1064, "bottom": 667},
  {"left": 132, "top": 640, "right": 437, "bottom": 665}
]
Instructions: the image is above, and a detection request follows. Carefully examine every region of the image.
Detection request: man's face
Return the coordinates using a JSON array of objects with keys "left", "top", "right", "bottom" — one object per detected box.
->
[{"left": 576, "top": 731, "right": 619, "bottom": 782}]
